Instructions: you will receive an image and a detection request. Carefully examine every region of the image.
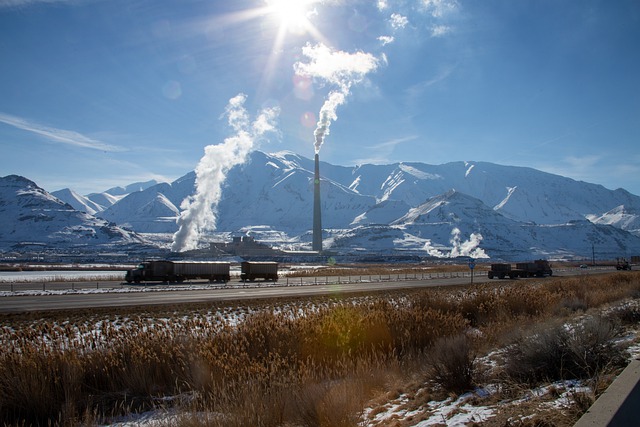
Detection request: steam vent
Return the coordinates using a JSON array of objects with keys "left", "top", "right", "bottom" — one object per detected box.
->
[{"left": 312, "top": 153, "right": 322, "bottom": 252}]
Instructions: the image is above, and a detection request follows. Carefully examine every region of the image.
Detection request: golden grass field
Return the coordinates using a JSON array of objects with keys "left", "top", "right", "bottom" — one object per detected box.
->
[{"left": 1, "top": 268, "right": 639, "bottom": 426}]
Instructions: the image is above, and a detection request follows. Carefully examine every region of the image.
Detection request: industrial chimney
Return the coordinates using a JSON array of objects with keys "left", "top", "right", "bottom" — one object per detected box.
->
[{"left": 312, "top": 153, "right": 322, "bottom": 252}]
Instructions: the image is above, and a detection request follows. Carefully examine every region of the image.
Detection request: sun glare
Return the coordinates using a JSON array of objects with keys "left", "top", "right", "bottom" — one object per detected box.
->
[{"left": 266, "top": 0, "right": 314, "bottom": 33}]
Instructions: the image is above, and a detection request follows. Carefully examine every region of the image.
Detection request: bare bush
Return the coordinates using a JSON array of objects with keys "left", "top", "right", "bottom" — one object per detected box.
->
[
  {"left": 608, "top": 303, "right": 640, "bottom": 325},
  {"left": 567, "top": 316, "right": 626, "bottom": 379},
  {"left": 293, "top": 378, "right": 372, "bottom": 427},
  {"left": 504, "top": 316, "right": 626, "bottom": 385},
  {"left": 426, "top": 334, "right": 476, "bottom": 394}
]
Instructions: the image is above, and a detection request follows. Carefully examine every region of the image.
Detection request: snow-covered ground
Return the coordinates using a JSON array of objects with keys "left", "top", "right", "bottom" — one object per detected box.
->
[{"left": 0, "top": 270, "right": 125, "bottom": 282}]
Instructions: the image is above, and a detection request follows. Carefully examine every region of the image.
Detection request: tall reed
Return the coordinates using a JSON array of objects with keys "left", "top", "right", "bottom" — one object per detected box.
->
[{"left": 0, "top": 271, "right": 638, "bottom": 425}]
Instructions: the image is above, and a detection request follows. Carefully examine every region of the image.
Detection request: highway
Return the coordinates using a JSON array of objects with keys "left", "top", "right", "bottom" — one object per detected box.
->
[
  {"left": 0, "top": 275, "right": 490, "bottom": 313},
  {"left": 0, "top": 267, "right": 611, "bottom": 314}
]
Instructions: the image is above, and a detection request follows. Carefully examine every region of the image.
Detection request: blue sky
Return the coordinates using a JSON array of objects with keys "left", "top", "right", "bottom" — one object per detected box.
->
[{"left": 1, "top": 0, "right": 639, "bottom": 196}]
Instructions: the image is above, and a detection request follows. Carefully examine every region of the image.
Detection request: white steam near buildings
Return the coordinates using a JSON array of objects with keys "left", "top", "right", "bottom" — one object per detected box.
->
[{"left": 171, "top": 94, "right": 279, "bottom": 252}]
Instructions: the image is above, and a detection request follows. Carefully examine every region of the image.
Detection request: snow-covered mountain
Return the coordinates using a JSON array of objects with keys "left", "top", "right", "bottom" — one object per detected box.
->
[
  {"left": 0, "top": 175, "right": 148, "bottom": 251},
  {"left": 54, "top": 180, "right": 161, "bottom": 214},
  {"left": 3, "top": 151, "right": 640, "bottom": 260},
  {"left": 333, "top": 191, "right": 640, "bottom": 260},
  {"left": 52, "top": 188, "right": 105, "bottom": 216},
  {"left": 587, "top": 205, "right": 640, "bottom": 237}
]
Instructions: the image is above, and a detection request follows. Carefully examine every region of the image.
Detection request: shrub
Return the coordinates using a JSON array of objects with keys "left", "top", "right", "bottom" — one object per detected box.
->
[
  {"left": 293, "top": 378, "right": 371, "bottom": 427},
  {"left": 608, "top": 303, "right": 640, "bottom": 325},
  {"left": 426, "top": 334, "right": 476, "bottom": 394},
  {"left": 504, "top": 316, "right": 626, "bottom": 385},
  {"left": 567, "top": 316, "right": 626, "bottom": 379}
]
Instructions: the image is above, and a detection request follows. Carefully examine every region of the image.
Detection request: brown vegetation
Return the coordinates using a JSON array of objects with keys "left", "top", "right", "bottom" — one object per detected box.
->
[
  {"left": 285, "top": 262, "right": 487, "bottom": 278},
  {"left": 0, "top": 271, "right": 639, "bottom": 426}
]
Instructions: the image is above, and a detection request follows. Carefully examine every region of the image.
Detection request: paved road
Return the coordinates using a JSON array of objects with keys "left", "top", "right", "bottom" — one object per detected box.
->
[
  {"left": 0, "top": 275, "right": 489, "bottom": 313},
  {"left": 0, "top": 267, "right": 612, "bottom": 314}
]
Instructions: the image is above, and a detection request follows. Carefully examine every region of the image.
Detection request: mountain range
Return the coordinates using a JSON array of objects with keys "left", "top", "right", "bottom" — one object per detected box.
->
[{"left": 2, "top": 151, "right": 640, "bottom": 261}]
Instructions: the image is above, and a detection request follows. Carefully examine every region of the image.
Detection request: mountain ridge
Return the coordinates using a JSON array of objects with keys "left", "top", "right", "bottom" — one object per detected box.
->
[{"left": 4, "top": 151, "right": 640, "bottom": 260}]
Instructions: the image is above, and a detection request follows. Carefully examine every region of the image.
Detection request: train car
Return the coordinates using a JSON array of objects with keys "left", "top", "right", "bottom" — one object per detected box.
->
[{"left": 240, "top": 261, "right": 278, "bottom": 282}]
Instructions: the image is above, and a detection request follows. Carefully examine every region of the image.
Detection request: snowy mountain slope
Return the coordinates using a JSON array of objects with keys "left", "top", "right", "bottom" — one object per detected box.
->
[
  {"left": 587, "top": 205, "right": 640, "bottom": 237},
  {"left": 328, "top": 192, "right": 640, "bottom": 261},
  {"left": 99, "top": 152, "right": 378, "bottom": 234},
  {"left": 81, "top": 180, "right": 161, "bottom": 211},
  {"left": 316, "top": 160, "right": 640, "bottom": 225},
  {"left": 102, "top": 180, "right": 160, "bottom": 197},
  {"left": 218, "top": 152, "right": 377, "bottom": 232},
  {"left": 97, "top": 151, "right": 640, "bottom": 234},
  {"left": 350, "top": 199, "right": 412, "bottom": 227},
  {"left": 98, "top": 183, "right": 184, "bottom": 233},
  {"left": 52, "top": 188, "right": 105, "bottom": 216},
  {"left": 84, "top": 192, "right": 124, "bottom": 210},
  {"left": 0, "top": 175, "right": 147, "bottom": 250}
]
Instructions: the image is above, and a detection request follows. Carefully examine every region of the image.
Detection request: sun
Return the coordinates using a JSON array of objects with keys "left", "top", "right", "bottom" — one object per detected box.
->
[{"left": 265, "top": 0, "right": 315, "bottom": 33}]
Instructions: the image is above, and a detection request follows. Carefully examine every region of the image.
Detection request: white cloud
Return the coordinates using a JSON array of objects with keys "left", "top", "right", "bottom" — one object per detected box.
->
[
  {"left": 377, "top": 0, "right": 388, "bottom": 11},
  {"left": 378, "top": 35, "right": 395, "bottom": 46},
  {"left": 390, "top": 13, "right": 408, "bottom": 30},
  {"left": 0, "top": 112, "right": 124, "bottom": 152},
  {"left": 294, "top": 43, "right": 380, "bottom": 88},
  {"left": 431, "top": 24, "right": 452, "bottom": 37},
  {"left": 422, "top": 0, "right": 459, "bottom": 18}
]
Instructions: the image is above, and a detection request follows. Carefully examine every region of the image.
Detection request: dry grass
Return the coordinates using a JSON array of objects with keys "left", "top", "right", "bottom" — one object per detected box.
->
[
  {"left": 286, "top": 262, "right": 485, "bottom": 278},
  {"left": 0, "top": 271, "right": 639, "bottom": 426}
]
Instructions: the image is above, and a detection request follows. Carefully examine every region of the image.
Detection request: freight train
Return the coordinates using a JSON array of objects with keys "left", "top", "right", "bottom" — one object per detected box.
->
[
  {"left": 488, "top": 260, "right": 553, "bottom": 279},
  {"left": 125, "top": 261, "right": 231, "bottom": 283}
]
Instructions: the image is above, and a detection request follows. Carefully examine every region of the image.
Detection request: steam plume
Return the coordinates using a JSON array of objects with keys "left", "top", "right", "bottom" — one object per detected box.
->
[
  {"left": 171, "top": 94, "right": 279, "bottom": 252},
  {"left": 423, "top": 228, "right": 488, "bottom": 258},
  {"left": 294, "top": 43, "right": 379, "bottom": 153}
]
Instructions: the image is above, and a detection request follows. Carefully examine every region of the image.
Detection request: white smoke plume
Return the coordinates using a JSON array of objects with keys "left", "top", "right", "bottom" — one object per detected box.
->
[
  {"left": 171, "top": 94, "right": 279, "bottom": 252},
  {"left": 423, "top": 228, "right": 488, "bottom": 258},
  {"left": 294, "top": 43, "right": 379, "bottom": 153}
]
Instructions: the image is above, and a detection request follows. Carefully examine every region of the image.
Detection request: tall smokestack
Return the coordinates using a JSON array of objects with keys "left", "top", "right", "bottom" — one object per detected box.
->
[{"left": 312, "top": 153, "right": 322, "bottom": 252}]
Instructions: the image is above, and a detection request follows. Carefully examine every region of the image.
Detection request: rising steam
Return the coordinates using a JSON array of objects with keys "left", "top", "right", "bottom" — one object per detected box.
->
[
  {"left": 423, "top": 227, "right": 488, "bottom": 259},
  {"left": 294, "top": 43, "right": 380, "bottom": 153},
  {"left": 171, "top": 94, "right": 279, "bottom": 252}
]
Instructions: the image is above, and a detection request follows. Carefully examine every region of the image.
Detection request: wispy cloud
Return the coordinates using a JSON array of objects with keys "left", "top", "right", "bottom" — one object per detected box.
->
[
  {"left": 0, "top": 0, "right": 80, "bottom": 8},
  {"left": 369, "top": 135, "right": 418, "bottom": 151},
  {"left": 431, "top": 24, "right": 452, "bottom": 37},
  {"left": 405, "top": 64, "right": 457, "bottom": 98},
  {"left": 421, "top": 0, "right": 459, "bottom": 18},
  {"left": 354, "top": 135, "right": 418, "bottom": 164},
  {"left": 0, "top": 112, "right": 124, "bottom": 152},
  {"left": 534, "top": 155, "right": 640, "bottom": 193},
  {"left": 531, "top": 155, "right": 602, "bottom": 183}
]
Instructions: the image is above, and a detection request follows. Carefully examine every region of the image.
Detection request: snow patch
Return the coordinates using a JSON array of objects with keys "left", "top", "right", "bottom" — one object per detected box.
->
[
  {"left": 494, "top": 186, "right": 517, "bottom": 210},
  {"left": 465, "top": 163, "right": 475, "bottom": 178},
  {"left": 349, "top": 175, "right": 361, "bottom": 193},
  {"left": 398, "top": 163, "right": 441, "bottom": 180}
]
